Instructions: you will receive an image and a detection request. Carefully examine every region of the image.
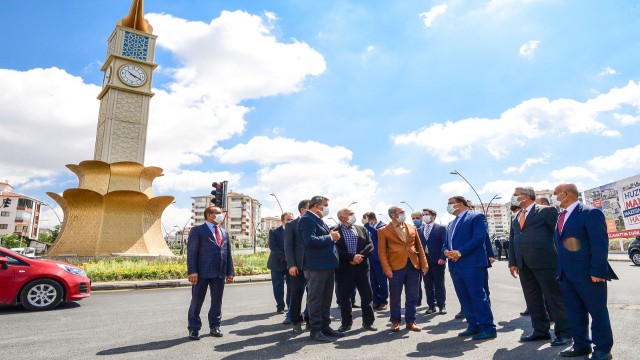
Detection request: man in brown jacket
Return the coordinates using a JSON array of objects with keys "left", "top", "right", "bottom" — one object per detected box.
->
[{"left": 378, "top": 206, "right": 428, "bottom": 332}]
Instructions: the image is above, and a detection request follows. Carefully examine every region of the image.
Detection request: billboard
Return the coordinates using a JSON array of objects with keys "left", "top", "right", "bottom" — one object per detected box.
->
[{"left": 584, "top": 173, "right": 640, "bottom": 239}]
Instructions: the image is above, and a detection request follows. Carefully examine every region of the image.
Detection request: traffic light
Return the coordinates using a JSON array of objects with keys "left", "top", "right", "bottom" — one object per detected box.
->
[
  {"left": 211, "top": 181, "right": 228, "bottom": 209},
  {"left": 2, "top": 198, "right": 11, "bottom": 208}
]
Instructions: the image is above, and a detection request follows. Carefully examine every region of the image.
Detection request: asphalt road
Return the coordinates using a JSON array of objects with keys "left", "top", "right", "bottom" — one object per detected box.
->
[{"left": 1, "top": 261, "right": 637, "bottom": 359}]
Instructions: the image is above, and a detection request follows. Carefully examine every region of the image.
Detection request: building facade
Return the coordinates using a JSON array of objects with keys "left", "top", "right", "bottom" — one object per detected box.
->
[{"left": 0, "top": 181, "right": 43, "bottom": 240}]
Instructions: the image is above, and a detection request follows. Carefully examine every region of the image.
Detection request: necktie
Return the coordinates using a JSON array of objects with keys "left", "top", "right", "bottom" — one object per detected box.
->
[
  {"left": 448, "top": 217, "right": 459, "bottom": 250},
  {"left": 214, "top": 225, "right": 222, "bottom": 247},
  {"left": 557, "top": 210, "right": 568, "bottom": 235},
  {"left": 519, "top": 209, "right": 527, "bottom": 229},
  {"left": 423, "top": 224, "right": 432, "bottom": 241}
]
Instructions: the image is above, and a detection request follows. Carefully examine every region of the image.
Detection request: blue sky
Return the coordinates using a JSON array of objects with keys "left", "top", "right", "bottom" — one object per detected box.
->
[{"left": 1, "top": 0, "right": 639, "bottom": 229}]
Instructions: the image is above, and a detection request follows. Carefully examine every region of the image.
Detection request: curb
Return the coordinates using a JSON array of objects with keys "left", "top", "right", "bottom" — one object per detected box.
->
[{"left": 91, "top": 275, "right": 272, "bottom": 291}]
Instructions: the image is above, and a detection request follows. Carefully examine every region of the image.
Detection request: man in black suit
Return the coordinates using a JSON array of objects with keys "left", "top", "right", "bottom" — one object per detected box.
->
[
  {"left": 268, "top": 212, "right": 295, "bottom": 322},
  {"left": 334, "top": 208, "right": 377, "bottom": 332},
  {"left": 494, "top": 238, "right": 503, "bottom": 261},
  {"left": 299, "top": 195, "right": 342, "bottom": 342},
  {"left": 284, "top": 199, "right": 310, "bottom": 334},
  {"left": 508, "top": 186, "right": 571, "bottom": 347},
  {"left": 417, "top": 208, "right": 448, "bottom": 315},
  {"left": 186, "top": 206, "right": 234, "bottom": 340}
]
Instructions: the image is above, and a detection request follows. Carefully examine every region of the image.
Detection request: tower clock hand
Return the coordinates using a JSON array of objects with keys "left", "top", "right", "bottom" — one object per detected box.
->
[{"left": 127, "top": 70, "right": 142, "bottom": 80}]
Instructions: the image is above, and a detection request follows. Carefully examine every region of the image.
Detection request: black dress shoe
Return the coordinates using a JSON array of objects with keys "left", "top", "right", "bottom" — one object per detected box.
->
[
  {"left": 454, "top": 311, "right": 465, "bottom": 319},
  {"left": 560, "top": 347, "right": 592, "bottom": 357},
  {"left": 362, "top": 324, "right": 378, "bottom": 331},
  {"left": 520, "top": 333, "right": 551, "bottom": 342},
  {"left": 520, "top": 309, "right": 530, "bottom": 316},
  {"left": 338, "top": 325, "right": 351, "bottom": 332},
  {"left": 282, "top": 317, "right": 292, "bottom": 325},
  {"left": 352, "top": 303, "right": 361, "bottom": 309},
  {"left": 590, "top": 350, "right": 612, "bottom": 360},
  {"left": 210, "top": 327, "right": 223, "bottom": 337},
  {"left": 310, "top": 332, "right": 331, "bottom": 342},
  {"left": 322, "top": 327, "right": 344, "bottom": 337},
  {"left": 438, "top": 307, "right": 448, "bottom": 315},
  {"left": 458, "top": 328, "right": 481, "bottom": 337},
  {"left": 551, "top": 337, "right": 572, "bottom": 347},
  {"left": 424, "top": 308, "right": 437, "bottom": 315},
  {"left": 276, "top": 308, "right": 285, "bottom": 314},
  {"left": 472, "top": 331, "right": 497, "bottom": 340},
  {"left": 292, "top": 323, "right": 303, "bottom": 334},
  {"left": 188, "top": 330, "right": 200, "bottom": 340}
]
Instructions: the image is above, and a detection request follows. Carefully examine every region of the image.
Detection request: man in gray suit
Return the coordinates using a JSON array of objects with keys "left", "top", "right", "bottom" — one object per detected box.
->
[{"left": 508, "top": 186, "right": 571, "bottom": 347}]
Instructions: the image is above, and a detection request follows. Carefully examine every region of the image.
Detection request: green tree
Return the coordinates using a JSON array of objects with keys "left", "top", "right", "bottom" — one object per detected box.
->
[
  {"left": 37, "top": 225, "right": 61, "bottom": 244},
  {"left": 0, "top": 234, "right": 21, "bottom": 249}
]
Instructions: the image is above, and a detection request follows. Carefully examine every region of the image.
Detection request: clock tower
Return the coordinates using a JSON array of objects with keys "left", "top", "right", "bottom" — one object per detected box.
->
[{"left": 94, "top": 0, "right": 157, "bottom": 164}]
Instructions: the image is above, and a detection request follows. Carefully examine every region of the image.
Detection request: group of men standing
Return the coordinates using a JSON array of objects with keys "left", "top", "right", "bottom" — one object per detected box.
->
[{"left": 186, "top": 182, "right": 616, "bottom": 360}]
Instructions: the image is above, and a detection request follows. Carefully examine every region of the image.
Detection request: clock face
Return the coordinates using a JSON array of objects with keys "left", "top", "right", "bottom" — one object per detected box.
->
[
  {"left": 118, "top": 64, "right": 147, "bottom": 87},
  {"left": 103, "top": 66, "right": 112, "bottom": 87}
]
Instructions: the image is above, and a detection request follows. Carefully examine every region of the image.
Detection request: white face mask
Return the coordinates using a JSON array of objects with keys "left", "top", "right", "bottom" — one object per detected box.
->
[
  {"left": 347, "top": 215, "right": 357, "bottom": 225},
  {"left": 511, "top": 195, "right": 522, "bottom": 207},
  {"left": 397, "top": 213, "right": 406, "bottom": 222},
  {"left": 321, "top": 206, "right": 330, "bottom": 217},
  {"left": 550, "top": 192, "right": 564, "bottom": 207},
  {"left": 446, "top": 203, "right": 457, "bottom": 215},
  {"left": 214, "top": 213, "right": 225, "bottom": 224},
  {"left": 422, "top": 215, "right": 433, "bottom": 224}
]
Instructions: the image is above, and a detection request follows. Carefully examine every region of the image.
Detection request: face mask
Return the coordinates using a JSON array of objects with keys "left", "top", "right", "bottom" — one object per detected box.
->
[
  {"left": 361, "top": 218, "right": 367, "bottom": 225},
  {"left": 397, "top": 213, "right": 406, "bottom": 222},
  {"left": 422, "top": 215, "right": 433, "bottom": 224},
  {"left": 348, "top": 215, "right": 357, "bottom": 225},
  {"left": 321, "top": 206, "right": 330, "bottom": 217},
  {"left": 214, "top": 213, "right": 225, "bottom": 224},
  {"left": 551, "top": 192, "right": 564, "bottom": 207},
  {"left": 446, "top": 203, "right": 457, "bottom": 215},
  {"left": 412, "top": 219, "right": 422, "bottom": 227},
  {"left": 511, "top": 195, "right": 522, "bottom": 207}
]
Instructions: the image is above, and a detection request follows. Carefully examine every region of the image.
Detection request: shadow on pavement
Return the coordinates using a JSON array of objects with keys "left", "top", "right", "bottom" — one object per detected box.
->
[
  {"left": 0, "top": 301, "right": 81, "bottom": 315},
  {"left": 221, "top": 311, "right": 274, "bottom": 326},
  {"left": 96, "top": 337, "right": 191, "bottom": 355}
]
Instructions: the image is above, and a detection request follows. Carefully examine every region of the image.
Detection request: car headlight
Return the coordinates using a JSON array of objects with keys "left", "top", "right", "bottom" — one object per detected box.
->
[{"left": 57, "top": 264, "right": 87, "bottom": 277}]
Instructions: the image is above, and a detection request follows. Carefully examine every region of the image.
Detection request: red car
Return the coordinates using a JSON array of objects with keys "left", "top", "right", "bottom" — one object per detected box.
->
[{"left": 0, "top": 246, "right": 90, "bottom": 311}]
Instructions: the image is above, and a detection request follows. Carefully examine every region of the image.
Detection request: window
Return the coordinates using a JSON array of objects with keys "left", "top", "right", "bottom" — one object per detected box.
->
[
  {"left": 0, "top": 211, "right": 9, "bottom": 217},
  {"left": 17, "top": 198, "right": 34, "bottom": 208},
  {"left": 0, "top": 224, "right": 7, "bottom": 229}
]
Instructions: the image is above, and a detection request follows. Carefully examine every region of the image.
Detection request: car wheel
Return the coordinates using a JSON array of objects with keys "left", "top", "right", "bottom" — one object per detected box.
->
[
  {"left": 20, "top": 279, "right": 64, "bottom": 311},
  {"left": 632, "top": 251, "right": 640, "bottom": 266}
]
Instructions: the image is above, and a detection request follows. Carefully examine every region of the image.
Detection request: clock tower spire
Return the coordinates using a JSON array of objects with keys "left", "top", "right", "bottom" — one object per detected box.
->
[{"left": 94, "top": 0, "right": 157, "bottom": 164}]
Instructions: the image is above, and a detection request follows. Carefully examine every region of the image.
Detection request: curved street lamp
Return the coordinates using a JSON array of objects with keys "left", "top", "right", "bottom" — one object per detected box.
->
[
  {"left": 450, "top": 170, "right": 486, "bottom": 215},
  {"left": 269, "top": 193, "right": 284, "bottom": 214},
  {"left": 378, "top": 213, "right": 390, "bottom": 222},
  {"left": 42, "top": 202, "right": 62, "bottom": 224},
  {"left": 327, "top": 216, "right": 339, "bottom": 225},
  {"left": 347, "top": 201, "right": 357, "bottom": 208},
  {"left": 400, "top": 201, "right": 415, "bottom": 211}
]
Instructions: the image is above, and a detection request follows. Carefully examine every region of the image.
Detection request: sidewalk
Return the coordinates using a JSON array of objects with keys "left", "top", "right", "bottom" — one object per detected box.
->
[
  {"left": 91, "top": 273, "right": 271, "bottom": 291},
  {"left": 608, "top": 251, "right": 629, "bottom": 262}
]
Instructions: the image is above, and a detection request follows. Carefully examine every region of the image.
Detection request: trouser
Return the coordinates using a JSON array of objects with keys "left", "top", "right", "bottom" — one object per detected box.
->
[
  {"left": 187, "top": 277, "right": 225, "bottom": 331},
  {"left": 423, "top": 262, "right": 446, "bottom": 309},
  {"left": 336, "top": 268, "right": 375, "bottom": 327},
  {"left": 450, "top": 265, "right": 495, "bottom": 333},
  {"left": 270, "top": 269, "right": 291, "bottom": 311},
  {"left": 560, "top": 278, "right": 613, "bottom": 354},
  {"left": 369, "top": 258, "right": 388, "bottom": 306},
  {"left": 388, "top": 262, "right": 420, "bottom": 323},
  {"left": 519, "top": 261, "right": 570, "bottom": 338},
  {"left": 288, "top": 270, "right": 309, "bottom": 324},
  {"left": 304, "top": 269, "right": 335, "bottom": 332}
]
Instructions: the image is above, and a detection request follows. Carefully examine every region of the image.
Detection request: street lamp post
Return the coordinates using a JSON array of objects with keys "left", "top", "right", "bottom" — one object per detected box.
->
[
  {"left": 327, "top": 217, "right": 339, "bottom": 225},
  {"left": 347, "top": 201, "right": 357, "bottom": 208},
  {"left": 42, "top": 203, "right": 62, "bottom": 224},
  {"left": 175, "top": 217, "right": 191, "bottom": 256},
  {"left": 269, "top": 193, "right": 284, "bottom": 214},
  {"left": 378, "top": 213, "right": 391, "bottom": 222},
  {"left": 449, "top": 170, "right": 486, "bottom": 215},
  {"left": 400, "top": 201, "right": 415, "bottom": 211}
]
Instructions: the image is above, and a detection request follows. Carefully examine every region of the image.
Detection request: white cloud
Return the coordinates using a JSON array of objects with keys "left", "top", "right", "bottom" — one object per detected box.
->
[
  {"left": 549, "top": 166, "right": 599, "bottom": 183},
  {"left": 161, "top": 204, "right": 193, "bottom": 232},
  {"left": 503, "top": 152, "right": 551, "bottom": 173},
  {"left": 587, "top": 145, "right": 640, "bottom": 173},
  {"left": 419, "top": 4, "right": 447, "bottom": 28},
  {"left": 154, "top": 169, "right": 242, "bottom": 193},
  {"left": 519, "top": 40, "right": 540, "bottom": 59},
  {"left": 392, "top": 81, "right": 640, "bottom": 162},
  {"left": 439, "top": 180, "right": 472, "bottom": 196},
  {"left": 213, "top": 136, "right": 378, "bottom": 217},
  {"left": 382, "top": 167, "right": 411, "bottom": 176},
  {"left": 600, "top": 67, "right": 619, "bottom": 76},
  {"left": 613, "top": 113, "right": 640, "bottom": 125}
]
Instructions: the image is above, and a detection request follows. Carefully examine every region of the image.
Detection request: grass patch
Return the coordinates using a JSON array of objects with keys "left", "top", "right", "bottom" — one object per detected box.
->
[{"left": 68, "top": 251, "right": 271, "bottom": 282}]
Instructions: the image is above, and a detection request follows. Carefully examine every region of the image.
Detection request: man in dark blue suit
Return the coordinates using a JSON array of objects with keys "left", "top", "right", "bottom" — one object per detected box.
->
[
  {"left": 444, "top": 196, "right": 496, "bottom": 340},
  {"left": 284, "top": 199, "right": 310, "bottom": 334},
  {"left": 417, "top": 208, "right": 447, "bottom": 315},
  {"left": 187, "top": 206, "right": 234, "bottom": 340},
  {"left": 553, "top": 184, "right": 616, "bottom": 360},
  {"left": 267, "top": 212, "right": 294, "bottom": 321},
  {"left": 363, "top": 212, "right": 388, "bottom": 311},
  {"left": 299, "top": 195, "right": 342, "bottom": 342},
  {"left": 334, "top": 208, "right": 376, "bottom": 332}
]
